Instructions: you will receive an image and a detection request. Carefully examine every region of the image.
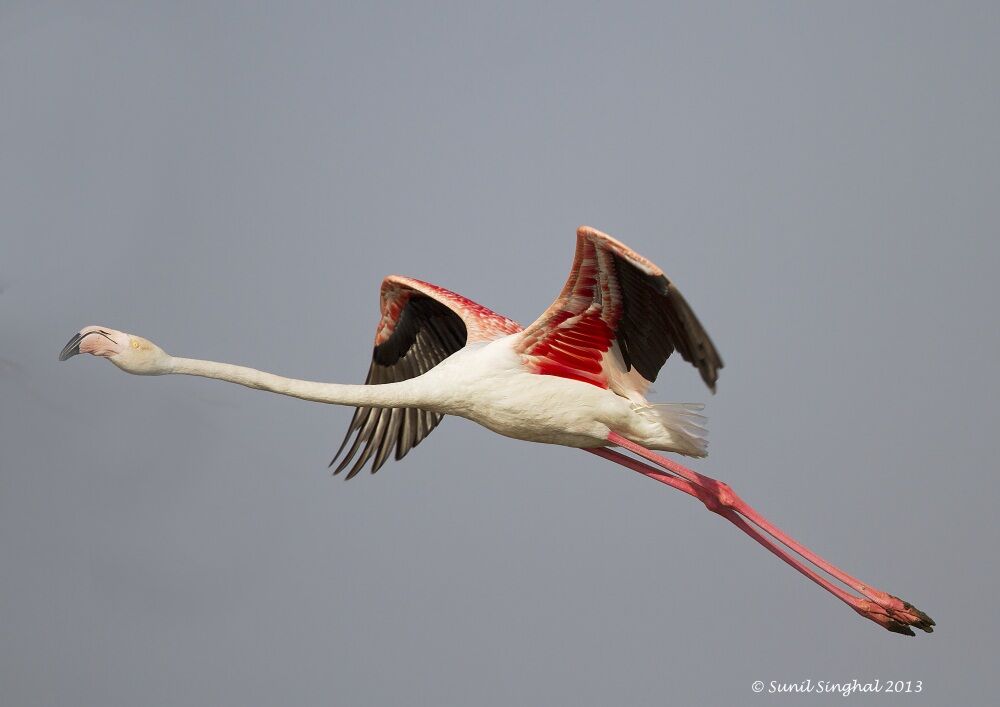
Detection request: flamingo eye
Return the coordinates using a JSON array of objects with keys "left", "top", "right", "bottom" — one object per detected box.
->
[{"left": 131, "top": 339, "right": 140, "bottom": 350}]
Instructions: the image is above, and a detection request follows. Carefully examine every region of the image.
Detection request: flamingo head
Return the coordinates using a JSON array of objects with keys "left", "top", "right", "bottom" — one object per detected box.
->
[{"left": 58, "top": 326, "right": 170, "bottom": 375}]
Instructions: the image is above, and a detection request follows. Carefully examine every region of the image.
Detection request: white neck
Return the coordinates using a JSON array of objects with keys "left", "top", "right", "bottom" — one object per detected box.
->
[{"left": 167, "top": 356, "right": 429, "bottom": 410}]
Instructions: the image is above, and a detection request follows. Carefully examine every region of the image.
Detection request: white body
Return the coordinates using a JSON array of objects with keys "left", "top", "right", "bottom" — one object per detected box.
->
[{"left": 412, "top": 336, "right": 669, "bottom": 449}]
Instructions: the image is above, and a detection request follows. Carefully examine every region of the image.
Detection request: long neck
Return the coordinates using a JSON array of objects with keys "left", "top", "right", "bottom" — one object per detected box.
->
[{"left": 168, "top": 356, "right": 428, "bottom": 409}]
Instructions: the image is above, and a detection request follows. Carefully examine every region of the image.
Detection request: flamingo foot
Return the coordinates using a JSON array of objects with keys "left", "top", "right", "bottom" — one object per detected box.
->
[{"left": 854, "top": 596, "right": 935, "bottom": 636}]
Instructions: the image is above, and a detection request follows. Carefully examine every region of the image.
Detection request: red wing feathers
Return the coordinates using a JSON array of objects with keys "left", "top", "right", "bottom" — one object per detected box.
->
[{"left": 516, "top": 226, "right": 723, "bottom": 392}]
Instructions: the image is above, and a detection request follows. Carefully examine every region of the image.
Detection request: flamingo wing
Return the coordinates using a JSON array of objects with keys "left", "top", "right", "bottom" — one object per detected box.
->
[
  {"left": 332, "top": 276, "right": 520, "bottom": 478},
  {"left": 514, "top": 226, "right": 723, "bottom": 392}
]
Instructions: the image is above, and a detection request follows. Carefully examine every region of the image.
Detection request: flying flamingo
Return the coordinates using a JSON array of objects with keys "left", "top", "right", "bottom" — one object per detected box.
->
[{"left": 60, "top": 226, "right": 933, "bottom": 636}]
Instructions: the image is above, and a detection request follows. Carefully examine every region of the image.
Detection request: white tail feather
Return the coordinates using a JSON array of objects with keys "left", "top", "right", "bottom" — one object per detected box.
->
[{"left": 635, "top": 402, "right": 709, "bottom": 457}]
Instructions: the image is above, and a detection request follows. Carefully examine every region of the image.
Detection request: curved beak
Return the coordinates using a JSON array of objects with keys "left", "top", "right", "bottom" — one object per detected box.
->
[{"left": 58, "top": 332, "right": 84, "bottom": 361}]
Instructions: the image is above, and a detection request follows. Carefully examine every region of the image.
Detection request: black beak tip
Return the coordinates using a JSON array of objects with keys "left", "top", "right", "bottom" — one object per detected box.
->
[{"left": 58, "top": 332, "right": 84, "bottom": 361}]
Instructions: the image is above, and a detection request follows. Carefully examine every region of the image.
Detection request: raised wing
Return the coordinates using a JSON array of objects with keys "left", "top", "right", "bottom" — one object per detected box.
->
[
  {"left": 331, "top": 276, "right": 520, "bottom": 478},
  {"left": 514, "top": 226, "right": 723, "bottom": 392}
]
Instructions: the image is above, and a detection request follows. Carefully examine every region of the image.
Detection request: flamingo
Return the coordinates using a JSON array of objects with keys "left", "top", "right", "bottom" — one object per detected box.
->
[{"left": 59, "top": 225, "right": 933, "bottom": 636}]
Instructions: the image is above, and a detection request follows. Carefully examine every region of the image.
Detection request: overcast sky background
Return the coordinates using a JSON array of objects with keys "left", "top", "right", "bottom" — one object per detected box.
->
[{"left": 2, "top": 2, "right": 999, "bottom": 705}]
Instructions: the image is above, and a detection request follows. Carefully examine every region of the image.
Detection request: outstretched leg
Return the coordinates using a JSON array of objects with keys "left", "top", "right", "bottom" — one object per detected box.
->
[{"left": 592, "top": 435, "right": 934, "bottom": 636}]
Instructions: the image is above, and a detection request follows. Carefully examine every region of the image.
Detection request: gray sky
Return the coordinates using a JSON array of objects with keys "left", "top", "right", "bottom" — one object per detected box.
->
[{"left": 2, "top": 2, "right": 998, "bottom": 705}]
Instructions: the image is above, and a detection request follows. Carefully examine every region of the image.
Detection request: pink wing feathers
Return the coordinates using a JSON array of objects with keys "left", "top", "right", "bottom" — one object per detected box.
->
[
  {"left": 331, "top": 276, "right": 520, "bottom": 478},
  {"left": 514, "top": 226, "right": 723, "bottom": 393},
  {"left": 374, "top": 276, "right": 521, "bottom": 346}
]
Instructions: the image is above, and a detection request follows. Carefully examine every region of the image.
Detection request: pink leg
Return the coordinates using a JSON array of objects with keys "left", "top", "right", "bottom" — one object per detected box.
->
[
  {"left": 595, "top": 435, "right": 934, "bottom": 636},
  {"left": 587, "top": 448, "right": 908, "bottom": 631}
]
